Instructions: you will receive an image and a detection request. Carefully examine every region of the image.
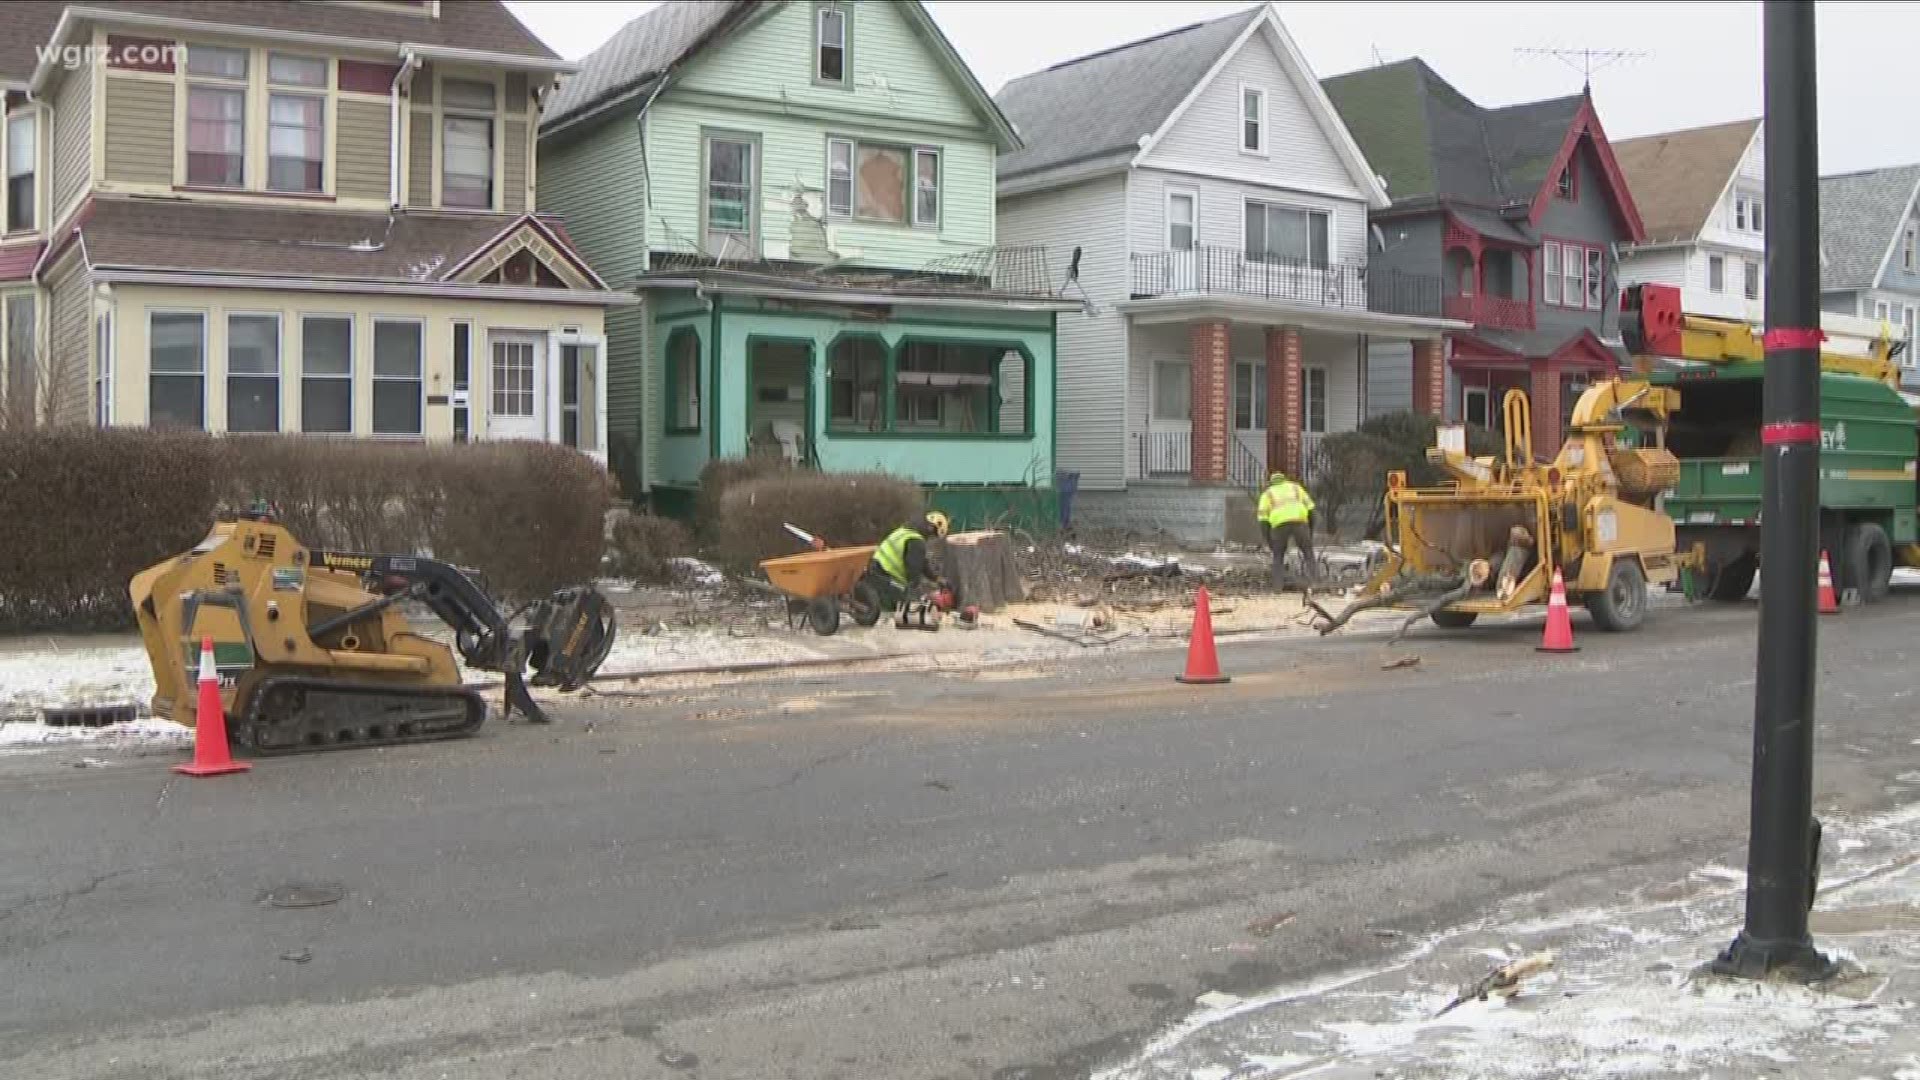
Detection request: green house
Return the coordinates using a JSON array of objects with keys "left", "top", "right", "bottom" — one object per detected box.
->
[{"left": 538, "top": 0, "right": 1081, "bottom": 523}]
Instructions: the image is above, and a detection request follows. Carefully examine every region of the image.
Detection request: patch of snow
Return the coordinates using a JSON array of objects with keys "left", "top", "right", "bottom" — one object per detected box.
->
[
  {"left": 669, "top": 557, "right": 727, "bottom": 587},
  {"left": 0, "top": 643, "right": 155, "bottom": 724},
  {"left": 0, "top": 716, "right": 188, "bottom": 748}
]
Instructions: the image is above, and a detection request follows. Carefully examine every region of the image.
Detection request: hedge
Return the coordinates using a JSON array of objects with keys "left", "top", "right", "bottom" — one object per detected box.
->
[
  {"left": 713, "top": 469, "right": 924, "bottom": 573},
  {"left": 0, "top": 428, "right": 611, "bottom": 632}
]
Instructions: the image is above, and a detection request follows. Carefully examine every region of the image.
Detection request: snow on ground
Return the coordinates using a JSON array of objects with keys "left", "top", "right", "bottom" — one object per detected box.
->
[
  {"left": 1097, "top": 801, "right": 1920, "bottom": 1080},
  {"left": 0, "top": 640, "right": 155, "bottom": 723}
]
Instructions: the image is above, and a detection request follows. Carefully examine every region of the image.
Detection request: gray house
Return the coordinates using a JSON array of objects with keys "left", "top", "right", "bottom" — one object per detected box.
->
[
  {"left": 993, "top": 5, "right": 1463, "bottom": 542},
  {"left": 1321, "top": 59, "right": 1648, "bottom": 458},
  {"left": 1820, "top": 164, "right": 1920, "bottom": 389}
]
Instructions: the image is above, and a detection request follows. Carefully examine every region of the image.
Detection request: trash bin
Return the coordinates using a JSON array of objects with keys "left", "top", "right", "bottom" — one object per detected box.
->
[{"left": 1055, "top": 470, "right": 1081, "bottom": 529}]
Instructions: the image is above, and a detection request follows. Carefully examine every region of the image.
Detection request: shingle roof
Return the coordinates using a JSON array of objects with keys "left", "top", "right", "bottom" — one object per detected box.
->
[
  {"left": 1613, "top": 119, "right": 1761, "bottom": 245},
  {"left": 993, "top": 7, "right": 1260, "bottom": 182},
  {"left": 544, "top": 0, "right": 753, "bottom": 129},
  {"left": 1820, "top": 164, "right": 1920, "bottom": 290},
  {"left": 69, "top": 197, "right": 594, "bottom": 285},
  {"left": 0, "top": 1, "right": 560, "bottom": 83}
]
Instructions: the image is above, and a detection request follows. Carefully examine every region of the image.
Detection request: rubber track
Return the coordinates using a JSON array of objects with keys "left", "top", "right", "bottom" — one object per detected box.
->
[{"left": 237, "top": 675, "right": 487, "bottom": 756}]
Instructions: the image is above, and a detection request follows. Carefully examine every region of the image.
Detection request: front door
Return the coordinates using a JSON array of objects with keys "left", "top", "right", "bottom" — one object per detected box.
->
[{"left": 488, "top": 331, "right": 545, "bottom": 441}]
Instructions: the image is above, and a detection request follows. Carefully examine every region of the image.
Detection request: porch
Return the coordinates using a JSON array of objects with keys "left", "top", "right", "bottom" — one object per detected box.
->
[{"left": 1450, "top": 331, "right": 1624, "bottom": 458}]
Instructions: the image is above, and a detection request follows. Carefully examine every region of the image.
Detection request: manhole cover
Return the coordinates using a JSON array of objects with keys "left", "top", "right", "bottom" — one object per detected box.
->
[{"left": 261, "top": 882, "right": 346, "bottom": 909}]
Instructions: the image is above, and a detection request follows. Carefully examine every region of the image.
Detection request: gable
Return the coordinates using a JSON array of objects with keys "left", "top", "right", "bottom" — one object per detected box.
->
[
  {"left": 1525, "top": 102, "right": 1645, "bottom": 243},
  {"left": 446, "top": 221, "right": 605, "bottom": 291},
  {"left": 1140, "top": 23, "right": 1355, "bottom": 195},
  {"left": 672, "top": 0, "right": 992, "bottom": 137},
  {"left": 1538, "top": 135, "right": 1635, "bottom": 244}
]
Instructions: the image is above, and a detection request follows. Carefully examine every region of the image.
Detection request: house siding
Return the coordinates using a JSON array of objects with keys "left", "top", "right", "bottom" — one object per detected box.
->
[
  {"left": 1535, "top": 142, "right": 1625, "bottom": 343},
  {"left": 407, "top": 109, "right": 434, "bottom": 206},
  {"left": 102, "top": 77, "right": 175, "bottom": 188},
  {"left": 45, "top": 251, "right": 92, "bottom": 427},
  {"left": 50, "top": 66, "right": 93, "bottom": 220},
  {"left": 1880, "top": 198, "right": 1920, "bottom": 294},
  {"left": 1140, "top": 26, "right": 1355, "bottom": 197},
  {"left": 336, "top": 98, "right": 392, "bottom": 203},
  {"left": 502, "top": 118, "right": 530, "bottom": 214},
  {"left": 997, "top": 175, "right": 1128, "bottom": 489},
  {"left": 1127, "top": 166, "right": 1366, "bottom": 268}
]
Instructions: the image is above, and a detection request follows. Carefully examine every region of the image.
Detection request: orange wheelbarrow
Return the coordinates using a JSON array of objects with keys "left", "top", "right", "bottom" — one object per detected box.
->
[{"left": 758, "top": 544, "right": 888, "bottom": 635}]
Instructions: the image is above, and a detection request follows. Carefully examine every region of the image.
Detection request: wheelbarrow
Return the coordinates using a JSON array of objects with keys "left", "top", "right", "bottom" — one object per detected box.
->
[{"left": 758, "top": 544, "right": 886, "bottom": 635}]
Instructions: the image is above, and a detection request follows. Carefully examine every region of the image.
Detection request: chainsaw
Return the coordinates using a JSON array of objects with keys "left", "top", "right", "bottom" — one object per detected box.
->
[{"left": 897, "top": 586, "right": 979, "bottom": 631}]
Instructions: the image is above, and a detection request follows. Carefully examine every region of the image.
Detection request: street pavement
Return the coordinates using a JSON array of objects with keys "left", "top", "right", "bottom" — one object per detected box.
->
[{"left": 2, "top": 591, "right": 1917, "bottom": 1079}]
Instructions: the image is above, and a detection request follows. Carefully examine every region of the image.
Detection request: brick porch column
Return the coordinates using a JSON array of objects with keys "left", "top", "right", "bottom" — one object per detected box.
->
[
  {"left": 1188, "top": 320, "right": 1231, "bottom": 484},
  {"left": 1263, "top": 325, "right": 1303, "bottom": 477},
  {"left": 1529, "top": 364, "right": 1562, "bottom": 461},
  {"left": 1411, "top": 339, "right": 1445, "bottom": 417}
]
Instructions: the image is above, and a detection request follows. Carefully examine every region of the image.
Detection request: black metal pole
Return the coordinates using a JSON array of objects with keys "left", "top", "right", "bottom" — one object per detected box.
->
[{"left": 1711, "top": 0, "right": 1831, "bottom": 982}]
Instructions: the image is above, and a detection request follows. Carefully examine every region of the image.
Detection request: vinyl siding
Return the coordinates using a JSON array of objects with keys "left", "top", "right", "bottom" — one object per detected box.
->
[
  {"left": 336, "top": 98, "right": 391, "bottom": 203},
  {"left": 50, "top": 66, "right": 92, "bottom": 218},
  {"left": 407, "top": 109, "right": 434, "bottom": 206},
  {"left": 1536, "top": 143, "right": 1627, "bottom": 342},
  {"left": 1127, "top": 167, "right": 1366, "bottom": 269},
  {"left": 102, "top": 77, "right": 175, "bottom": 188},
  {"left": 1139, "top": 26, "right": 1356, "bottom": 197},
  {"left": 45, "top": 251, "right": 91, "bottom": 427},
  {"left": 502, "top": 118, "right": 529, "bottom": 214},
  {"left": 997, "top": 175, "right": 1129, "bottom": 489}
]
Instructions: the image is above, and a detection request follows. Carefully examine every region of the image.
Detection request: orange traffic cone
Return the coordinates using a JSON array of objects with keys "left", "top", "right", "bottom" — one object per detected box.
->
[
  {"left": 1175, "top": 584, "right": 1231, "bottom": 684},
  {"left": 173, "top": 635, "right": 251, "bottom": 777},
  {"left": 1817, "top": 550, "right": 1840, "bottom": 615},
  {"left": 1537, "top": 569, "right": 1579, "bottom": 653}
]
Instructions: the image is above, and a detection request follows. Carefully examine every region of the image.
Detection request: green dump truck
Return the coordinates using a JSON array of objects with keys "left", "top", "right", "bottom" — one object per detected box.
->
[{"left": 1652, "top": 364, "right": 1920, "bottom": 603}]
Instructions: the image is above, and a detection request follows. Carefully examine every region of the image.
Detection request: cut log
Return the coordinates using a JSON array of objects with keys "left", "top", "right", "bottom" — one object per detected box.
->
[
  {"left": 940, "top": 530, "right": 1027, "bottom": 613},
  {"left": 1308, "top": 570, "right": 1465, "bottom": 635}
]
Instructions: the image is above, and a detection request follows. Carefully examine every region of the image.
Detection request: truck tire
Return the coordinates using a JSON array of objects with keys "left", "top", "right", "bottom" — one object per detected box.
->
[
  {"left": 1843, "top": 522, "right": 1893, "bottom": 604},
  {"left": 1586, "top": 559, "right": 1648, "bottom": 632},
  {"left": 1429, "top": 609, "right": 1478, "bottom": 629},
  {"left": 1706, "top": 556, "right": 1757, "bottom": 602}
]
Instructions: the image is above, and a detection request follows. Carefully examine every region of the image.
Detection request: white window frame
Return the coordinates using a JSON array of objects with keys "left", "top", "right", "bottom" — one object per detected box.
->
[
  {"left": 1708, "top": 253, "right": 1725, "bottom": 293},
  {"left": 147, "top": 309, "right": 208, "bottom": 430},
  {"left": 1734, "top": 196, "right": 1747, "bottom": 231},
  {"left": 912, "top": 146, "right": 939, "bottom": 228},
  {"left": 1904, "top": 223, "right": 1917, "bottom": 272},
  {"left": 94, "top": 310, "right": 113, "bottom": 427},
  {"left": 265, "top": 53, "right": 329, "bottom": 195},
  {"left": 1165, "top": 185, "right": 1197, "bottom": 252},
  {"left": 1232, "top": 360, "right": 1267, "bottom": 431},
  {"left": 299, "top": 312, "right": 355, "bottom": 434},
  {"left": 440, "top": 77, "right": 498, "bottom": 211},
  {"left": 183, "top": 44, "right": 249, "bottom": 189},
  {"left": 814, "top": 3, "right": 848, "bottom": 86},
  {"left": 6, "top": 107, "right": 36, "bottom": 234},
  {"left": 1462, "top": 385, "right": 1490, "bottom": 429},
  {"left": 1151, "top": 360, "right": 1190, "bottom": 423},
  {"left": 1302, "top": 365, "right": 1328, "bottom": 434},
  {"left": 826, "top": 136, "right": 853, "bottom": 217},
  {"left": 224, "top": 310, "right": 282, "bottom": 433},
  {"left": 1239, "top": 83, "right": 1267, "bottom": 156},
  {"left": 1743, "top": 258, "right": 1761, "bottom": 301},
  {"left": 547, "top": 328, "right": 606, "bottom": 457},
  {"left": 1584, "top": 247, "right": 1603, "bottom": 310},
  {"left": 1542, "top": 241, "right": 1562, "bottom": 305},
  {"left": 451, "top": 319, "right": 473, "bottom": 442},
  {"left": 371, "top": 316, "right": 426, "bottom": 437},
  {"left": 1243, "top": 198, "right": 1331, "bottom": 267}
]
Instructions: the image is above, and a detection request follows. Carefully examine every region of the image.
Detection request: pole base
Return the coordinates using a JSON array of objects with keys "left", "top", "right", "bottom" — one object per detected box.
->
[
  {"left": 1707, "top": 931, "right": 1835, "bottom": 983},
  {"left": 173, "top": 760, "right": 252, "bottom": 777},
  {"left": 1174, "top": 674, "right": 1231, "bottom": 685}
]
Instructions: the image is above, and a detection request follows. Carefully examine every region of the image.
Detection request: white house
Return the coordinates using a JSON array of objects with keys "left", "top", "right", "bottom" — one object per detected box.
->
[
  {"left": 993, "top": 4, "right": 1463, "bottom": 542},
  {"left": 1615, "top": 119, "right": 1768, "bottom": 324}
]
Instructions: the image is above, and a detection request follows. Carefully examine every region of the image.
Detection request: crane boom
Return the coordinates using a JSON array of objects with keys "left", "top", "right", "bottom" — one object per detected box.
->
[{"left": 1621, "top": 283, "right": 1906, "bottom": 388}]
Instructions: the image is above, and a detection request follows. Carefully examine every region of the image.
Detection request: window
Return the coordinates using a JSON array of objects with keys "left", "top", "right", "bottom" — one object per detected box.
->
[
  {"left": 226, "top": 314, "right": 280, "bottom": 432},
  {"left": 1585, "top": 247, "right": 1603, "bottom": 309},
  {"left": 1709, "top": 254, "right": 1725, "bottom": 293},
  {"left": 1167, "top": 190, "right": 1195, "bottom": 251},
  {"left": 1735, "top": 197, "right": 1747, "bottom": 231},
  {"left": 1903, "top": 306, "right": 1917, "bottom": 369},
  {"left": 186, "top": 44, "right": 246, "bottom": 188},
  {"left": 913, "top": 147, "right": 939, "bottom": 227},
  {"left": 7, "top": 111, "right": 34, "bottom": 232},
  {"left": 451, "top": 322, "right": 471, "bottom": 442},
  {"left": 826, "top": 138, "right": 853, "bottom": 217},
  {"left": 665, "top": 329, "right": 701, "bottom": 433},
  {"left": 1904, "top": 224, "right": 1917, "bottom": 272},
  {"left": 1241, "top": 85, "right": 1266, "bottom": 154},
  {"left": 149, "top": 311, "right": 205, "bottom": 429},
  {"left": 827, "top": 336, "right": 885, "bottom": 432},
  {"left": 856, "top": 143, "right": 906, "bottom": 223},
  {"left": 1462, "top": 386, "right": 1489, "bottom": 429},
  {"left": 301, "top": 315, "right": 352, "bottom": 433},
  {"left": 1542, "top": 242, "right": 1562, "bottom": 305},
  {"left": 267, "top": 54, "right": 327, "bottom": 194},
  {"left": 1233, "top": 362, "right": 1267, "bottom": 430},
  {"left": 491, "top": 338, "right": 535, "bottom": 419},
  {"left": 442, "top": 78, "right": 496, "bottom": 209},
  {"left": 896, "top": 341, "right": 1000, "bottom": 431},
  {"left": 1153, "top": 361, "right": 1190, "bottom": 422},
  {"left": 372, "top": 320, "right": 423, "bottom": 435},
  {"left": 1734, "top": 194, "right": 1764, "bottom": 233},
  {"left": 1555, "top": 166, "right": 1573, "bottom": 199},
  {"left": 560, "top": 343, "right": 583, "bottom": 448},
  {"left": 1562, "top": 243, "right": 1582, "bottom": 307},
  {"left": 815, "top": 3, "right": 847, "bottom": 84},
  {"left": 826, "top": 137, "right": 941, "bottom": 227},
  {"left": 1303, "top": 366, "right": 1327, "bottom": 434},
  {"left": 1244, "top": 201, "right": 1328, "bottom": 266},
  {"left": 1751, "top": 199, "right": 1764, "bottom": 232},
  {"left": 704, "top": 134, "right": 755, "bottom": 250},
  {"left": 1743, "top": 258, "right": 1760, "bottom": 301},
  {"left": 94, "top": 311, "right": 112, "bottom": 427}
]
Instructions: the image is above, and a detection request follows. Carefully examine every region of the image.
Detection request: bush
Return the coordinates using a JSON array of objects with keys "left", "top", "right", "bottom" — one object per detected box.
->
[
  {"left": 606, "top": 510, "right": 696, "bottom": 583},
  {"left": 694, "top": 455, "right": 793, "bottom": 543},
  {"left": 713, "top": 470, "right": 924, "bottom": 573},
  {"left": 1310, "top": 412, "right": 1501, "bottom": 538},
  {"left": 0, "top": 429, "right": 611, "bottom": 632}
]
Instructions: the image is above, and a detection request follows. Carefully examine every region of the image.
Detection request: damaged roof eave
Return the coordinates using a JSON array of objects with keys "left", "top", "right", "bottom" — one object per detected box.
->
[{"left": 637, "top": 275, "right": 1085, "bottom": 313}]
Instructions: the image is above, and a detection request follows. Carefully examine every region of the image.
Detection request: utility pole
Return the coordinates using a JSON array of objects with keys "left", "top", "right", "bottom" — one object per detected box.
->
[{"left": 1710, "top": 0, "right": 1832, "bottom": 982}]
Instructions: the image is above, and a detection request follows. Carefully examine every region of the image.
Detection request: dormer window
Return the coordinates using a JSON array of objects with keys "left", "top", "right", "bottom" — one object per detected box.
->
[
  {"left": 1735, "top": 193, "right": 1763, "bottom": 233},
  {"left": 816, "top": 4, "right": 848, "bottom": 85},
  {"left": 6, "top": 110, "right": 34, "bottom": 232}
]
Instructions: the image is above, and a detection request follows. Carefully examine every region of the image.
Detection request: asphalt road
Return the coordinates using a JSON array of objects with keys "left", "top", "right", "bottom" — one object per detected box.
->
[{"left": 3, "top": 593, "right": 1918, "bottom": 1079}]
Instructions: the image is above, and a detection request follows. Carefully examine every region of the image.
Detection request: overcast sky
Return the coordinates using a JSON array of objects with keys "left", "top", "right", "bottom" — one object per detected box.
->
[{"left": 504, "top": 1, "right": 1918, "bottom": 176}]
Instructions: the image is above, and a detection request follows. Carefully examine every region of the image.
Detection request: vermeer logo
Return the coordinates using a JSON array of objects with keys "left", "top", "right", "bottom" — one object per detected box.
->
[{"left": 319, "top": 553, "right": 375, "bottom": 572}]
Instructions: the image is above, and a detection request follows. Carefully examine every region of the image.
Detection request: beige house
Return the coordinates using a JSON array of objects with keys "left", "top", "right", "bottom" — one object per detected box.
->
[{"left": 0, "top": 0, "right": 627, "bottom": 458}]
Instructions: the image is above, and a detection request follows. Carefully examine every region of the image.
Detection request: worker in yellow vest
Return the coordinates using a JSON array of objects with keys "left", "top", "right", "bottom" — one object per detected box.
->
[
  {"left": 866, "top": 511, "right": 951, "bottom": 623},
  {"left": 1256, "top": 470, "right": 1316, "bottom": 590}
]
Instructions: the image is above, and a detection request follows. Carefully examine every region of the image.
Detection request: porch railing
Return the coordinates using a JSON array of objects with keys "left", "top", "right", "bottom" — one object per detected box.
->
[
  {"left": 1140, "top": 429, "right": 1191, "bottom": 477},
  {"left": 1130, "top": 247, "right": 1446, "bottom": 319},
  {"left": 1442, "top": 293, "right": 1535, "bottom": 331},
  {"left": 1230, "top": 433, "right": 1265, "bottom": 490}
]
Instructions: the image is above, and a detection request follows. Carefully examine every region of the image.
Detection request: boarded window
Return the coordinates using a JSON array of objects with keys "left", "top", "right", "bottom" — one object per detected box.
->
[{"left": 855, "top": 144, "right": 906, "bottom": 223}]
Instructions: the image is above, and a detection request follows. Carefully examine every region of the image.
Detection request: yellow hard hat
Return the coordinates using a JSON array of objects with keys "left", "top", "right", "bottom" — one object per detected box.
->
[{"left": 924, "top": 510, "right": 951, "bottom": 537}]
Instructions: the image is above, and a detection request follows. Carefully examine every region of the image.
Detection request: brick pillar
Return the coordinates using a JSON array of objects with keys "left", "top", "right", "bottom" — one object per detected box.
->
[
  {"left": 1188, "top": 320, "right": 1231, "bottom": 483},
  {"left": 1411, "top": 339, "right": 1445, "bottom": 417},
  {"left": 1529, "top": 364, "right": 1561, "bottom": 461},
  {"left": 1263, "top": 325, "right": 1304, "bottom": 477}
]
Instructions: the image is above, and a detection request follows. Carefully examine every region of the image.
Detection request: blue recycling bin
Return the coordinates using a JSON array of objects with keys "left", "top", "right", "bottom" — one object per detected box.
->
[{"left": 1055, "top": 470, "right": 1081, "bottom": 529}]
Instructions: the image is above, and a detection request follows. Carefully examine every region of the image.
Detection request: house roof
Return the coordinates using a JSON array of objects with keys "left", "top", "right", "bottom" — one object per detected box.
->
[
  {"left": 60, "top": 197, "right": 604, "bottom": 289},
  {"left": 1612, "top": 118, "right": 1761, "bottom": 245},
  {"left": 0, "top": 1, "right": 561, "bottom": 83},
  {"left": 993, "top": 7, "right": 1260, "bottom": 182},
  {"left": 1820, "top": 163, "right": 1920, "bottom": 291}
]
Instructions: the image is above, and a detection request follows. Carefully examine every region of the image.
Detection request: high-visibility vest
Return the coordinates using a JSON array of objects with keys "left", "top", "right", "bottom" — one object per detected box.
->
[
  {"left": 1258, "top": 480, "right": 1314, "bottom": 527},
  {"left": 873, "top": 526, "right": 923, "bottom": 585}
]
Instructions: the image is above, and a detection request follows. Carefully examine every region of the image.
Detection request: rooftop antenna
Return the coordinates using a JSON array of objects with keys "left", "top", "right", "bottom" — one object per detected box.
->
[
  {"left": 1513, "top": 46, "right": 1649, "bottom": 94},
  {"left": 1371, "top": 44, "right": 1387, "bottom": 67}
]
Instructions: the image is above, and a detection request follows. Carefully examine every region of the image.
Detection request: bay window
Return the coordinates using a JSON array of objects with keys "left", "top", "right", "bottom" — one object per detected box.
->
[
  {"left": 149, "top": 311, "right": 206, "bottom": 430},
  {"left": 372, "top": 319, "right": 423, "bottom": 435},
  {"left": 442, "top": 78, "right": 496, "bottom": 209},
  {"left": 7, "top": 111, "right": 34, "bottom": 232},
  {"left": 186, "top": 44, "right": 247, "bottom": 187},
  {"left": 226, "top": 313, "right": 280, "bottom": 432},
  {"left": 301, "top": 314, "right": 352, "bottom": 433},
  {"left": 267, "top": 53, "right": 327, "bottom": 194}
]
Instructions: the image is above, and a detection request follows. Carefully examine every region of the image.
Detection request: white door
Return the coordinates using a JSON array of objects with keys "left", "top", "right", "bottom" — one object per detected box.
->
[{"left": 488, "top": 331, "right": 545, "bottom": 441}]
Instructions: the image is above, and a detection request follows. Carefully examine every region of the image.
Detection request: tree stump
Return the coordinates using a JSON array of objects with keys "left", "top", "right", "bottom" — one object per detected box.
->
[{"left": 940, "top": 530, "right": 1027, "bottom": 612}]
